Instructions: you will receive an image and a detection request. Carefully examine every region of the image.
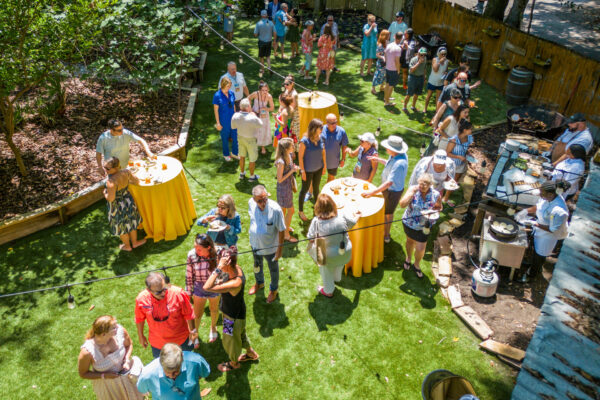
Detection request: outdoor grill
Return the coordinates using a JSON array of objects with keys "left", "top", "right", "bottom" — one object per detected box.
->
[{"left": 507, "top": 105, "right": 566, "bottom": 140}]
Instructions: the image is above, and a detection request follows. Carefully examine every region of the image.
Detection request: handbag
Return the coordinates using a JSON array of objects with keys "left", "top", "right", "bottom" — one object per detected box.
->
[{"left": 307, "top": 220, "right": 327, "bottom": 266}]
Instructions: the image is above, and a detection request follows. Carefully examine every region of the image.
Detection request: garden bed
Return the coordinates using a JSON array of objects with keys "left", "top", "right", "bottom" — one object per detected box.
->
[{"left": 0, "top": 78, "right": 189, "bottom": 221}]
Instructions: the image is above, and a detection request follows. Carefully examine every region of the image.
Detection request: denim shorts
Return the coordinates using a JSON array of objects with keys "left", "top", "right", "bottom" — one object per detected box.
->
[
  {"left": 386, "top": 70, "right": 399, "bottom": 87},
  {"left": 193, "top": 284, "right": 219, "bottom": 299},
  {"left": 427, "top": 82, "right": 444, "bottom": 91},
  {"left": 407, "top": 75, "right": 425, "bottom": 95},
  {"left": 276, "top": 34, "right": 285, "bottom": 44}
]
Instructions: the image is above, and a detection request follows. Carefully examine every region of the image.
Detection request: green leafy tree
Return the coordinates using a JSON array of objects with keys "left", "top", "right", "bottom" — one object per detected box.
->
[
  {"left": 90, "top": 0, "right": 225, "bottom": 95},
  {"left": 0, "top": 0, "right": 102, "bottom": 176}
]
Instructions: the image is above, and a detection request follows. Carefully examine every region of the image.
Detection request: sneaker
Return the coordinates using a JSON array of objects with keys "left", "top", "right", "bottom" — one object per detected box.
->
[
  {"left": 318, "top": 286, "right": 333, "bottom": 298},
  {"left": 224, "top": 156, "right": 232, "bottom": 162},
  {"left": 230, "top": 154, "right": 240, "bottom": 160},
  {"left": 304, "top": 192, "right": 313, "bottom": 202},
  {"left": 248, "top": 174, "right": 259, "bottom": 181},
  {"left": 239, "top": 172, "right": 246, "bottom": 179}
]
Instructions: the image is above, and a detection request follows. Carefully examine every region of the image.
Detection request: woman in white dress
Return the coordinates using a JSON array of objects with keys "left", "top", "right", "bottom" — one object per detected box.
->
[
  {"left": 78, "top": 315, "right": 144, "bottom": 400},
  {"left": 248, "top": 81, "right": 275, "bottom": 154}
]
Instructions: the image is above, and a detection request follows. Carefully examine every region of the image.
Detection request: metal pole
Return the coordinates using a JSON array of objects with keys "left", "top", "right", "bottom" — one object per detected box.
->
[{"left": 527, "top": 0, "right": 536, "bottom": 34}]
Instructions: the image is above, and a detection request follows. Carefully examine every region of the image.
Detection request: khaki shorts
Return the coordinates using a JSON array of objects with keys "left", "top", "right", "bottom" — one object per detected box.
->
[{"left": 238, "top": 136, "right": 258, "bottom": 162}]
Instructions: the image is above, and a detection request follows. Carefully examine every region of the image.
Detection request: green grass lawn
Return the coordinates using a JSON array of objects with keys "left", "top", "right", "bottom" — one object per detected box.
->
[{"left": 0, "top": 21, "right": 512, "bottom": 399}]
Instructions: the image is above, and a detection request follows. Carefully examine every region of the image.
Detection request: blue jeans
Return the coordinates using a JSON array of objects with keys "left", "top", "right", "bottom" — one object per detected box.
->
[
  {"left": 304, "top": 53, "right": 312, "bottom": 71},
  {"left": 151, "top": 337, "right": 194, "bottom": 358},
  {"left": 220, "top": 127, "right": 238, "bottom": 157},
  {"left": 252, "top": 250, "right": 279, "bottom": 291}
]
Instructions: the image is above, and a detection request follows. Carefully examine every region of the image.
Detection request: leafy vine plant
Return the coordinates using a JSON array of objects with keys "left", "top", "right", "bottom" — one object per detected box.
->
[{"left": 0, "top": 0, "right": 226, "bottom": 176}]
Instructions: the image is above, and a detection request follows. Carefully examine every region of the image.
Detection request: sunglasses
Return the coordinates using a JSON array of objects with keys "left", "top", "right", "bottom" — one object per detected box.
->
[
  {"left": 458, "top": 79, "right": 467, "bottom": 83},
  {"left": 452, "top": 96, "right": 461, "bottom": 99},
  {"left": 255, "top": 196, "right": 268, "bottom": 204}
]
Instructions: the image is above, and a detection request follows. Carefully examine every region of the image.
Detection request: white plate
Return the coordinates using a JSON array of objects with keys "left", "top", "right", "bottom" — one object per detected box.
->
[
  {"left": 342, "top": 178, "right": 357, "bottom": 187},
  {"left": 421, "top": 210, "right": 440, "bottom": 220},
  {"left": 208, "top": 220, "right": 228, "bottom": 232},
  {"left": 443, "top": 180, "right": 459, "bottom": 191}
]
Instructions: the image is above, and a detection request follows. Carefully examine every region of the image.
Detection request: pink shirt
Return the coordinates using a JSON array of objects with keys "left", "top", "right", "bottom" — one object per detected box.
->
[{"left": 384, "top": 42, "right": 401, "bottom": 71}]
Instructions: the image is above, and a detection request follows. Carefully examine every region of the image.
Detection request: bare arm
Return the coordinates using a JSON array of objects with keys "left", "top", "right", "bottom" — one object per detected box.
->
[
  {"left": 363, "top": 180, "right": 392, "bottom": 198},
  {"left": 436, "top": 116, "right": 452, "bottom": 138},
  {"left": 346, "top": 146, "right": 360, "bottom": 158},
  {"left": 431, "top": 104, "right": 447, "bottom": 127},
  {"left": 103, "top": 179, "right": 116, "bottom": 202},
  {"left": 446, "top": 140, "right": 465, "bottom": 162},
  {"left": 399, "top": 186, "right": 419, "bottom": 208},
  {"left": 322, "top": 148, "right": 327, "bottom": 175},
  {"left": 127, "top": 170, "right": 139, "bottom": 186},
  {"left": 96, "top": 152, "right": 105, "bottom": 177},
  {"left": 298, "top": 142, "right": 306, "bottom": 180},
  {"left": 243, "top": 85, "right": 250, "bottom": 98},
  {"left": 214, "top": 104, "right": 222, "bottom": 130},
  {"left": 136, "top": 321, "right": 148, "bottom": 348},
  {"left": 268, "top": 95, "right": 275, "bottom": 112},
  {"left": 368, "top": 160, "right": 378, "bottom": 182},
  {"left": 138, "top": 138, "right": 153, "bottom": 157}
]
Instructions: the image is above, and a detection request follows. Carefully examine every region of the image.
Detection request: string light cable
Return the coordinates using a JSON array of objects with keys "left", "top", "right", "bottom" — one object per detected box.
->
[
  {"left": 186, "top": 6, "right": 433, "bottom": 140},
  {"left": 0, "top": 182, "right": 562, "bottom": 300}
]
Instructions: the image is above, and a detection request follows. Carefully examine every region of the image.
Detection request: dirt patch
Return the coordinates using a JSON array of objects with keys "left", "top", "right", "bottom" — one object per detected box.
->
[
  {"left": 443, "top": 123, "right": 550, "bottom": 351},
  {"left": 0, "top": 78, "right": 189, "bottom": 220}
]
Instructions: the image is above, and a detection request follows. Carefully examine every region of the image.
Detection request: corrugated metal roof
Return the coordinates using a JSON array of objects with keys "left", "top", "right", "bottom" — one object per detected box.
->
[{"left": 511, "top": 162, "right": 600, "bottom": 400}]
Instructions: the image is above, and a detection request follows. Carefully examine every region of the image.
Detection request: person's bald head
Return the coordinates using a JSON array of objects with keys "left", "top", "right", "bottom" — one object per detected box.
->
[
  {"left": 456, "top": 72, "right": 468, "bottom": 88},
  {"left": 325, "top": 113, "right": 338, "bottom": 130}
]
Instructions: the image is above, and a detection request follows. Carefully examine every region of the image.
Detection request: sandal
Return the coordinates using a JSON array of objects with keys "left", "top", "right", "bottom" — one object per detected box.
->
[
  {"left": 209, "top": 330, "right": 218, "bottom": 343},
  {"left": 298, "top": 212, "right": 308, "bottom": 222},
  {"left": 238, "top": 352, "right": 260, "bottom": 362},
  {"left": 446, "top": 200, "right": 456, "bottom": 207},
  {"left": 218, "top": 361, "right": 240, "bottom": 372},
  {"left": 318, "top": 286, "right": 333, "bottom": 298},
  {"left": 413, "top": 265, "right": 424, "bottom": 279},
  {"left": 285, "top": 236, "right": 299, "bottom": 243},
  {"left": 403, "top": 261, "right": 411, "bottom": 271}
]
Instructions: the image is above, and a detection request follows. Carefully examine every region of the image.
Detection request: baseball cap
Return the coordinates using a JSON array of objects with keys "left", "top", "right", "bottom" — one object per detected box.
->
[
  {"left": 567, "top": 112, "right": 586, "bottom": 123},
  {"left": 437, "top": 46, "right": 447, "bottom": 55},
  {"left": 305, "top": 20, "right": 314, "bottom": 26},
  {"left": 260, "top": 9, "right": 267, "bottom": 16},
  {"left": 396, "top": 11, "right": 405, "bottom": 18},
  {"left": 433, "top": 150, "right": 448, "bottom": 165},
  {"left": 358, "top": 132, "right": 378, "bottom": 146},
  {"left": 418, "top": 47, "right": 428, "bottom": 54}
]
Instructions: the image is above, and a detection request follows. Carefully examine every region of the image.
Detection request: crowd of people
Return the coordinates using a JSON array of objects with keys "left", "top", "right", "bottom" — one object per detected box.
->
[{"left": 87, "top": 3, "right": 597, "bottom": 398}]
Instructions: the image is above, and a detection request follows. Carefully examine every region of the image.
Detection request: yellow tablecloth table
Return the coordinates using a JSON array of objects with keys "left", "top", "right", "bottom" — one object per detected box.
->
[
  {"left": 322, "top": 177, "right": 385, "bottom": 277},
  {"left": 128, "top": 156, "right": 197, "bottom": 242},
  {"left": 298, "top": 91, "right": 340, "bottom": 136}
]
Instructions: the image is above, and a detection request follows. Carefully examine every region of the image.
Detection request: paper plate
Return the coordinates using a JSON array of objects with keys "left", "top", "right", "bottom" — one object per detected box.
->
[
  {"left": 208, "top": 220, "right": 228, "bottom": 232},
  {"left": 421, "top": 210, "right": 440, "bottom": 220},
  {"left": 342, "top": 178, "right": 357, "bottom": 187},
  {"left": 443, "top": 180, "right": 459, "bottom": 191}
]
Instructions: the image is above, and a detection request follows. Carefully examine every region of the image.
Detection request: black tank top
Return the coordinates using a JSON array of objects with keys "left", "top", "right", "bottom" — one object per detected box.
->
[{"left": 220, "top": 271, "right": 246, "bottom": 319}]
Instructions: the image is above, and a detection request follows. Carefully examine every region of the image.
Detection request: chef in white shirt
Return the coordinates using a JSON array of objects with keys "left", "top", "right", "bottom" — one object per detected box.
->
[
  {"left": 408, "top": 150, "right": 456, "bottom": 203},
  {"left": 552, "top": 144, "right": 585, "bottom": 201},
  {"left": 517, "top": 181, "right": 570, "bottom": 283},
  {"left": 218, "top": 61, "right": 249, "bottom": 111},
  {"left": 549, "top": 113, "right": 593, "bottom": 165}
]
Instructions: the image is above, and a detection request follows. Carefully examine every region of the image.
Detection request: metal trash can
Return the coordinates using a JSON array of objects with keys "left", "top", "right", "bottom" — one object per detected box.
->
[{"left": 421, "top": 369, "right": 478, "bottom": 400}]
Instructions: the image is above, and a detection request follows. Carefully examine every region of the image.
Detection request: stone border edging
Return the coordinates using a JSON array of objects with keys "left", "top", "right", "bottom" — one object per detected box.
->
[{"left": 0, "top": 87, "right": 198, "bottom": 246}]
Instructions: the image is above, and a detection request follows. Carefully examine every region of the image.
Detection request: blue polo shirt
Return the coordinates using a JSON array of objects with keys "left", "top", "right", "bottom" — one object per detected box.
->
[
  {"left": 254, "top": 19, "right": 275, "bottom": 42},
  {"left": 321, "top": 126, "right": 348, "bottom": 169},
  {"left": 381, "top": 153, "right": 408, "bottom": 192},
  {"left": 212, "top": 89, "right": 236, "bottom": 130},
  {"left": 274, "top": 10, "right": 287, "bottom": 37},
  {"left": 137, "top": 351, "right": 210, "bottom": 400},
  {"left": 300, "top": 136, "right": 325, "bottom": 172}
]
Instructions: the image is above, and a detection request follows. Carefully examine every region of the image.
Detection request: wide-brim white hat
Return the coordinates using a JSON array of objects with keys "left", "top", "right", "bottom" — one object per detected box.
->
[{"left": 381, "top": 135, "right": 408, "bottom": 154}]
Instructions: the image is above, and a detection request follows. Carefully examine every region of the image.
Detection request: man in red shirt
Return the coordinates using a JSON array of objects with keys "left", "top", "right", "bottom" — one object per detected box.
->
[{"left": 135, "top": 272, "right": 198, "bottom": 358}]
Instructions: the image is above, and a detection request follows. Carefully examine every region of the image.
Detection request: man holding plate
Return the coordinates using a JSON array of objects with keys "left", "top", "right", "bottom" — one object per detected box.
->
[{"left": 408, "top": 150, "right": 457, "bottom": 205}]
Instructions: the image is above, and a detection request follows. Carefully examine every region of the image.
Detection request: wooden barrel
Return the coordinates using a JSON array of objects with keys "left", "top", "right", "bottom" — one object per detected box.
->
[
  {"left": 506, "top": 67, "right": 534, "bottom": 106},
  {"left": 462, "top": 44, "right": 481, "bottom": 75}
]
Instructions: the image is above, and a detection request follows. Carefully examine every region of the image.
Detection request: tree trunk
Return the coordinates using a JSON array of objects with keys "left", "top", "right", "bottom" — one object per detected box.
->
[
  {"left": 404, "top": 0, "right": 415, "bottom": 26},
  {"left": 483, "top": 0, "right": 509, "bottom": 21},
  {"left": 0, "top": 98, "right": 28, "bottom": 176},
  {"left": 504, "top": 0, "right": 530, "bottom": 29}
]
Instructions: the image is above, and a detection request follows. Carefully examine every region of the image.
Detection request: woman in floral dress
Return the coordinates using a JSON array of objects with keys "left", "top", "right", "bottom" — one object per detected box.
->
[
  {"left": 273, "top": 94, "right": 295, "bottom": 148},
  {"left": 315, "top": 24, "right": 335, "bottom": 85},
  {"left": 274, "top": 137, "right": 300, "bottom": 242},
  {"left": 103, "top": 157, "right": 145, "bottom": 252},
  {"left": 248, "top": 81, "right": 275, "bottom": 154},
  {"left": 371, "top": 30, "right": 389, "bottom": 95}
]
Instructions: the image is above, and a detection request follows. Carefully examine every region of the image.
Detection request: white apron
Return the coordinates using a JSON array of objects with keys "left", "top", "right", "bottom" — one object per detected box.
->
[{"left": 533, "top": 197, "right": 569, "bottom": 257}]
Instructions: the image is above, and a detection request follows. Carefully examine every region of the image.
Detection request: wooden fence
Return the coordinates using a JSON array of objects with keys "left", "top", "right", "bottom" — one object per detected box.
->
[{"left": 412, "top": 0, "right": 600, "bottom": 126}]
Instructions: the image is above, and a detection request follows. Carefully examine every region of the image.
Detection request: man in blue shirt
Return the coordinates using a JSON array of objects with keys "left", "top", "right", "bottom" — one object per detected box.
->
[
  {"left": 321, "top": 113, "right": 348, "bottom": 182},
  {"left": 266, "top": 0, "right": 281, "bottom": 20},
  {"left": 96, "top": 119, "right": 154, "bottom": 177},
  {"left": 362, "top": 135, "right": 409, "bottom": 243},
  {"left": 137, "top": 343, "right": 210, "bottom": 400},
  {"left": 254, "top": 10, "right": 275, "bottom": 75},
  {"left": 274, "top": 2, "right": 289, "bottom": 59}
]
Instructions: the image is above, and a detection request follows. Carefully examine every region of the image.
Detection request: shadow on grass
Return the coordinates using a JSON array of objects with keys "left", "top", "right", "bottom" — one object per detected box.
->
[
  {"left": 308, "top": 289, "right": 360, "bottom": 331},
  {"left": 399, "top": 269, "right": 439, "bottom": 309},
  {"left": 252, "top": 290, "right": 290, "bottom": 337},
  {"left": 195, "top": 336, "right": 253, "bottom": 399}
]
